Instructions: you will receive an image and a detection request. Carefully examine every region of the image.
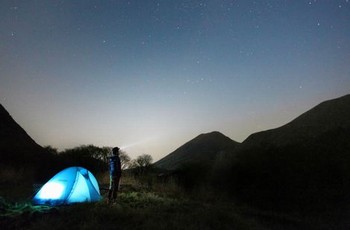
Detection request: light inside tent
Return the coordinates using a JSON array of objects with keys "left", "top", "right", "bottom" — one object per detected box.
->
[{"left": 37, "top": 181, "right": 65, "bottom": 199}]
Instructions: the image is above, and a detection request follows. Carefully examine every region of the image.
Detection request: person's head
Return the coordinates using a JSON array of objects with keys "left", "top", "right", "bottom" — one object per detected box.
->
[{"left": 112, "top": 147, "right": 120, "bottom": 156}]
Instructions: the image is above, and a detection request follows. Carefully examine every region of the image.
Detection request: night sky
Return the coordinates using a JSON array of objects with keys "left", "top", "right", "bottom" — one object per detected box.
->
[{"left": 1, "top": 0, "right": 349, "bottom": 161}]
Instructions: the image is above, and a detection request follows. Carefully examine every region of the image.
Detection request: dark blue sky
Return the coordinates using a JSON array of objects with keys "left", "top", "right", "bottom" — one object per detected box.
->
[{"left": 1, "top": 0, "right": 349, "bottom": 160}]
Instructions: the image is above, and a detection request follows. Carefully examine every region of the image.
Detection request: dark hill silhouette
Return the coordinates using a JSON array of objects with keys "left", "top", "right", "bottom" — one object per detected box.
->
[
  {"left": 0, "top": 104, "right": 47, "bottom": 164},
  {"left": 0, "top": 104, "right": 63, "bottom": 182},
  {"left": 154, "top": 131, "right": 239, "bottom": 170},
  {"left": 241, "top": 94, "right": 350, "bottom": 148},
  {"left": 229, "top": 94, "right": 350, "bottom": 211},
  {"left": 0, "top": 105, "right": 112, "bottom": 183},
  {"left": 152, "top": 94, "right": 350, "bottom": 212}
]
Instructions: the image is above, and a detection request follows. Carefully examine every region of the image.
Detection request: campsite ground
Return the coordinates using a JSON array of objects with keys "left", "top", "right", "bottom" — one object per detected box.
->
[{"left": 0, "top": 173, "right": 344, "bottom": 230}]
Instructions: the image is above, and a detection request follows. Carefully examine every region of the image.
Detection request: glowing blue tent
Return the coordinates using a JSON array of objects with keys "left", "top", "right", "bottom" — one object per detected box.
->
[{"left": 32, "top": 166, "right": 101, "bottom": 205}]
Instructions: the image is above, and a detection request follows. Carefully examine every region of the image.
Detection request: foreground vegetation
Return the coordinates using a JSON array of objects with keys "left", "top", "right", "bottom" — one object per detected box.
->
[
  {"left": 13, "top": 194, "right": 261, "bottom": 230},
  {"left": 1, "top": 144, "right": 349, "bottom": 229},
  {"left": 1, "top": 171, "right": 345, "bottom": 230},
  {"left": 1, "top": 174, "right": 257, "bottom": 230}
]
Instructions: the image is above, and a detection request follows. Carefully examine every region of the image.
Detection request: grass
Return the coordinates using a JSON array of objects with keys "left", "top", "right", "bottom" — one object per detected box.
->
[
  {"left": 0, "top": 193, "right": 259, "bottom": 230},
  {"left": 0, "top": 172, "right": 343, "bottom": 230},
  {"left": 0, "top": 172, "right": 260, "bottom": 230},
  {"left": 20, "top": 192, "right": 262, "bottom": 230}
]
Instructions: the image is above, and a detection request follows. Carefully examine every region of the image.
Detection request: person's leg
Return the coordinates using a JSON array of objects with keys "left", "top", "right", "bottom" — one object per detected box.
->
[
  {"left": 108, "top": 175, "right": 115, "bottom": 203},
  {"left": 112, "top": 176, "right": 120, "bottom": 201}
]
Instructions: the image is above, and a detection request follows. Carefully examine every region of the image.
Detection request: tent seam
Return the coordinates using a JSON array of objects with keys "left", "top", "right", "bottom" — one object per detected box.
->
[{"left": 65, "top": 167, "right": 80, "bottom": 203}]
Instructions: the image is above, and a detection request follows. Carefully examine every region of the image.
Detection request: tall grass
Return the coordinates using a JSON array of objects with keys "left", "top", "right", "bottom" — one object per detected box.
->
[
  {"left": 1, "top": 166, "right": 340, "bottom": 230},
  {"left": 0, "top": 165, "right": 34, "bottom": 201},
  {"left": 0, "top": 165, "right": 34, "bottom": 185},
  {"left": 20, "top": 190, "right": 263, "bottom": 230}
]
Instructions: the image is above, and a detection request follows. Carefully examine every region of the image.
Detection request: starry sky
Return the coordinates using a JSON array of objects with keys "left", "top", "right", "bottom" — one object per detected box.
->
[{"left": 1, "top": 0, "right": 349, "bottom": 161}]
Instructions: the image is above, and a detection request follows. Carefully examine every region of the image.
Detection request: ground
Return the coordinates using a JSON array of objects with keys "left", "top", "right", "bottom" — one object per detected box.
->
[{"left": 0, "top": 174, "right": 342, "bottom": 230}]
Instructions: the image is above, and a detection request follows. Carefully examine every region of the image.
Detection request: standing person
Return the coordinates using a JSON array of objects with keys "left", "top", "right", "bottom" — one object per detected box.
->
[{"left": 107, "top": 147, "right": 121, "bottom": 204}]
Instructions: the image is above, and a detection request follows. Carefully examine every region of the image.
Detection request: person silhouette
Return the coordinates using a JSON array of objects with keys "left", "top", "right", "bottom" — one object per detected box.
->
[{"left": 107, "top": 147, "right": 121, "bottom": 204}]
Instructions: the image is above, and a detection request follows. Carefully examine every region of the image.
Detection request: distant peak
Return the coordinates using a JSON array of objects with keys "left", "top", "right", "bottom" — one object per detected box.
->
[
  {"left": 198, "top": 131, "right": 224, "bottom": 137},
  {"left": 195, "top": 131, "right": 229, "bottom": 140},
  {"left": 154, "top": 131, "right": 239, "bottom": 170}
]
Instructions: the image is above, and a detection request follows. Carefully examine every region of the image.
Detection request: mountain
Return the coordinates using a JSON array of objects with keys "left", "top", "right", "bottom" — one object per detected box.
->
[
  {"left": 229, "top": 94, "right": 350, "bottom": 209},
  {"left": 0, "top": 104, "right": 62, "bottom": 183},
  {"left": 153, "top": 94, "right": 350, "bottom": 210},
  {"left": 241, "top": 94, "right": 350, "bottom": 148},
  {"left": 154, "top": 131, "right": 239, "bottom": 170},
  {"left": 0, "top": 104, "right": 47, "bottom": 164}
]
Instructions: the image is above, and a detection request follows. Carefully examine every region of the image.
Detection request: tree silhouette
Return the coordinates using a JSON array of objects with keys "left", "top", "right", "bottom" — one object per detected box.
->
[
  {"left": 43, "top": 145, "right": 58, "bottom": 155},
  {"left": 119, "top": 150, "right": 131, "bottom": 170},
  {"left": 130, "top": 154, "right": 153, "bottom": 176},
  {"left": 135, "top": 154, "right": 153, "bottom": 168}
]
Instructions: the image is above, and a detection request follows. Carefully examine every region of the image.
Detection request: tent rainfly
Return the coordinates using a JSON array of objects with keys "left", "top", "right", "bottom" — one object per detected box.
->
[{"left": 32, "top": 166, "right": 101, "bottom": 206}]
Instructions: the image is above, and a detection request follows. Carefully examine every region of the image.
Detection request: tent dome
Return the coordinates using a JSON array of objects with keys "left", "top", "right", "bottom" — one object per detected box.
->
[{"left": 32, "top": 166, "right": 101, "bottom": 205}]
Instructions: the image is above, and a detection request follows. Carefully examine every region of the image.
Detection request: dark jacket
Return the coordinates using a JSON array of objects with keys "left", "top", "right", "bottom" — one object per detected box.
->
[{"left": 109, "top": 155, "right": 121, "bottom": 177}]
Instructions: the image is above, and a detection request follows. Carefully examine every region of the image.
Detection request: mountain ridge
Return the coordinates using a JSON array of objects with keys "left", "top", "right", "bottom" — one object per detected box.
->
[
  {"left": 0, "top": 104, "right": 46, "bottom": 162},
  {"left": 154, "top": 131, "right": 239, "bottom": 170},
  {"left": 155, "top": 94, "right": 350, "bottom": 171},
  {"left": 227, "top": 94, "right": 350, "bottom": 209},
  {"left": 241, "top": 94, "right": 350, "bottom": 148}
]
